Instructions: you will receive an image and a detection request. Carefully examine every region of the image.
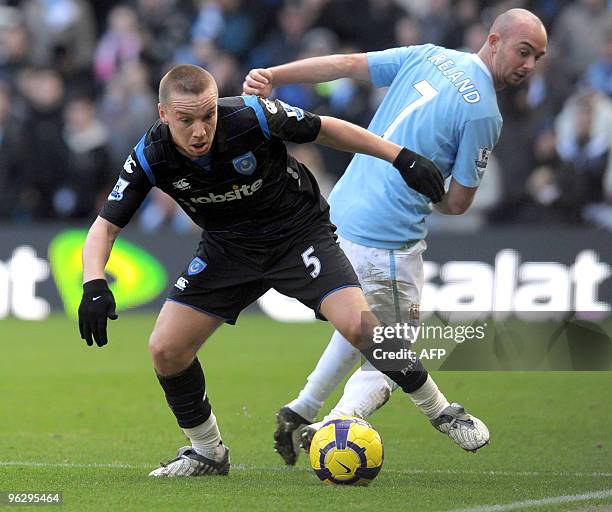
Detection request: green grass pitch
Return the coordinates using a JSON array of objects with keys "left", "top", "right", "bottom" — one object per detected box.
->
[{"left": 1, "top": 314, "right": 611, "bottom": 511}]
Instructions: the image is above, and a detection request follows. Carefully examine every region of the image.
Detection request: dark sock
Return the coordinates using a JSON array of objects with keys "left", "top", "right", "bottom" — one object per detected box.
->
[{"left": 156, "top": 358, "right": 212, "bottom": 429}]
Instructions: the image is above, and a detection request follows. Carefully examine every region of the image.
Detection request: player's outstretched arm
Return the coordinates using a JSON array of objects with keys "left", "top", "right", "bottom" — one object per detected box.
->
[
  {"left": 315, "top": 116, "right": 444, "bottom": 203},
  {"left": 433, "top": 178, "right": 477, "bottom": 215},
  {"left": 243, "top": 54, "right": 370, "bottom": 97},
  {"left": 78, "top": 216, "right": 122, "bottom": 347}
]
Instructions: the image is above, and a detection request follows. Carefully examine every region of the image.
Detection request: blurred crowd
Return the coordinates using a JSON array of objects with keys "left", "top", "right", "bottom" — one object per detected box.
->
[{"left": 0, "top": 0, "right": 610, "bottom": 232}]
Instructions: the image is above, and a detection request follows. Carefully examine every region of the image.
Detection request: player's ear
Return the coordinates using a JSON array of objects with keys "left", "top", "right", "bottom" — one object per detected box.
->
[
  {"left": 488, "top": 33, "right": 500, "bottom": 54},
  {"left": 158, "top": 102, "right": 168, "bottom": 124}
]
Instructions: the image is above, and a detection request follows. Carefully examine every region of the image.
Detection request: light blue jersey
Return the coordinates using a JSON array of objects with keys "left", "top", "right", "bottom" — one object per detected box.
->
[{"left": 329, "top": 44, "right": 502, "bottom": 249}]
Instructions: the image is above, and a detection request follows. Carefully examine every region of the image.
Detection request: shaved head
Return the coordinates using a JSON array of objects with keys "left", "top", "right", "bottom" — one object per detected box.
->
[
  {"left": 159, "top": 64, "right": 217, "bottom": 105},
  {"left": 490, "top": 8, "right": 546, "bottom": 38}
]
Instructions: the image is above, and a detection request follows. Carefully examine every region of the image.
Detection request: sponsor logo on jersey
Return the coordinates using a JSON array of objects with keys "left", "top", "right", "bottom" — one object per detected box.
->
[
  {"left": 108, "top": 178, "right": 130, "bottom": 201},
  {"left": 232, "top": 152, "right": 257, "bottom": 175},
  {"left": 173, "top": 178, "right": 191, "bottom": 190},
  {"left": 279, "top": 100, "right": 304, "bottom": 120},
  {"left": 476, "top": 147, "right": 490, "bottom": 172},
  {"left": 261, "top": 98, "right": 277, "bottom": 114},
  {"left": 187, "top": 257, "right": 207, "bottom": 276},
  {"left": 190, "top": 179, "right": 263, "bottom": 204},
  {"left": 174, "top": 277, "right": 189, "bottom": 290},
  {"left": 123, "top": 155, "right": 136, "bottom": 173}
]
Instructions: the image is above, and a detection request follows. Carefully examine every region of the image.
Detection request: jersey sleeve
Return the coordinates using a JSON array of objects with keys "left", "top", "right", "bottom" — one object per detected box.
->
[
  {"left": 99, "top": 148, "right": 153, "bottom": 228},
  {"left": 367, "top": 45, "right": 431, "bottom": 88},
  {"left": 450, "top": 116, "right": 502, "bottom": 188},
  {"left": 242, "top": 95, "right": 321, "bottom": 144}
]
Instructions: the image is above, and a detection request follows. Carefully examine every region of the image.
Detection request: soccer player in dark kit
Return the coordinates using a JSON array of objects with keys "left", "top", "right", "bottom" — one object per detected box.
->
[{"left": 78, "top": 64, "right": 444, "bottom": 476}]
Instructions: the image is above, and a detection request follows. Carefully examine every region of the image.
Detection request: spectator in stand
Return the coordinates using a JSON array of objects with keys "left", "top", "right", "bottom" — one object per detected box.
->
[
  {"left": 13, "top": 67, "right": 67, "bottom": 220},
  {"left": 99, "top": 61, "right": 158, "bottom": 169},
  {"left": 0, "top": 7, "right": 30, "bottom": 85},
  {"left": 460, "top": 21, "right": 488, "bottom": 53},
  {"left": 315, "top": 0, "right": 408, "bottom": 51},
  {"left": 191, "top": 0, "right": 255, "bottom": 60},
  {"left": 550, "top": 0, "right": 612, "bottom": 90},
  {"left": 584, "top": 20, "right": 612, "bottom": 97},
  {"left": 444, "top": 0, "right": 481, "bottom": 50},
  {"left": 418, "top": 0, "right": 455, "bottom": 47},
  {"left": 394, "top": 15, "right": 422, "bottom": 48},
  {"left": 21, "top": 0, "right": 96, "bottom": 73},
  {"left": 0, "top": 82, "right": 23, "bottom": 219},
  {"left": 94, "top": 5, "right": 143, "bottom": 85},
  {"left": 136, "top": 0, "right": 192, "bottom": 81},
  {"left": 555, "top": 89, "right": 612, "bottom": 209},
  {"left": 488, "top": 85, "right": 539, "bottom": 223},
  {"left": 248, "top": 0, "right": 317, "bottom": 69},
  {"left": 56, "top": 96, "right": 113, "bottom": 219}
]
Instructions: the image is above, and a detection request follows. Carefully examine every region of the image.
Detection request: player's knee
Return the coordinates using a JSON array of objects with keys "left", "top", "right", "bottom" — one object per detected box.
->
[{"left": 149, "top": 335, "right": 190, "bottom": 375}]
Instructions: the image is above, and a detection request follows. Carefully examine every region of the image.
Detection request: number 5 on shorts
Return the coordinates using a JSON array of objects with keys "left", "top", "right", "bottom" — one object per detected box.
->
[{"left": 301, "top": 246, "right": 321, "bottom": 278}]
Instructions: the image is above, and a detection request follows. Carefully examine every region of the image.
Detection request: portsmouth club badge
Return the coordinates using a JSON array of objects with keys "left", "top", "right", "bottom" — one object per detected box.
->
[
  {"left": 232, "top": 151, "right": 257, "bottom": 176},
  {"left": 187, "top": 257, "right": 207, "bottom": 276}
]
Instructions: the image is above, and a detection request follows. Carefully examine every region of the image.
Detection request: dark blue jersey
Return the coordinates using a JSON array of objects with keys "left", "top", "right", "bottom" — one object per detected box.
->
[{"left": 101, "top": 96, "right": 329, "bottom": 252}]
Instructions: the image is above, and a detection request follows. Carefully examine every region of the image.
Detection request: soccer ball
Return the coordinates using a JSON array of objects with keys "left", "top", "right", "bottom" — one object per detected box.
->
[{"left": 309, "top": 416, "right": 384, "bottom": 486}]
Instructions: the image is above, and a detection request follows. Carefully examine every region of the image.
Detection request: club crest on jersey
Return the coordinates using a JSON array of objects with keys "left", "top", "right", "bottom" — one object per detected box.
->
[
  {"left": 187, "top": 257, "right": 207, "bottom": 276},
  {"left": 108, "top": 177, "right": 129, "bottom": 201},
  {"left": 232, "top": 152, "right": 257, "bottom": 175}
]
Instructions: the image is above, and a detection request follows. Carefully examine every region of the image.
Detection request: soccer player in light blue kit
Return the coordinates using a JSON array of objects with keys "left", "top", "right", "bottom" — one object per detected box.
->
[{"left": 244, "top": 8, "right": 548, "bottom": 464}]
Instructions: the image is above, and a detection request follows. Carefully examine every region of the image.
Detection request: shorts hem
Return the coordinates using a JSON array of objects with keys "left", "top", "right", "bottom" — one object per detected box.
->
[
  {"left": 315, "top": 284, "right": 362, "bottom": 319},
  {"left": 166, "top": 298, "right": 236, "bottom": 325}
]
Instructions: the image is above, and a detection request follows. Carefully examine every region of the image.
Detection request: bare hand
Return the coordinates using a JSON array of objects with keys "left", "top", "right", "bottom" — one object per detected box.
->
[{"left": 243, "top": 68, "right": 274, "bottom": 97}]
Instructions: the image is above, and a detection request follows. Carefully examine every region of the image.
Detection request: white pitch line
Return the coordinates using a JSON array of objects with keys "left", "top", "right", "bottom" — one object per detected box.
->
[
  {"left": 1, "top": 461, "right": 611, "bottom": 479},
  {"left": 446, "top": 488, "right": 612, "bottom": 512},
  {"left": 383, "top": 468, "right": 612, "bottom": 479}
]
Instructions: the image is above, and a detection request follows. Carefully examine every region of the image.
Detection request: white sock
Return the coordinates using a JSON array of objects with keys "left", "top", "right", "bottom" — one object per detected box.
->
[
  {"left": 287, "top": 330, "right": 361, "bottom": 422},
  {"left": 183, "top": 412, "right": 222, "bottom": 459},
  {"left": 325, "top": 366, "right": 394, "bottom": 422},
  {"left": 408, "top": 375, "right": 450, "bottom": 420}
]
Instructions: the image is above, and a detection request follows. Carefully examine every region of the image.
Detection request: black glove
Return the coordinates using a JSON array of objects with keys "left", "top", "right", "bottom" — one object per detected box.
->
[
  {"left": 393, "top": 148, "right": 445, "bottom": 203},
  {"left": 78, "top": 279, "right": 118, "bottom": 347}
]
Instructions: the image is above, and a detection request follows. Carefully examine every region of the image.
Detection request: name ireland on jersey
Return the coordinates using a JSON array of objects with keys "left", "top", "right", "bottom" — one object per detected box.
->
[
  {"left": 427, "top": 53, "right": 481, "bottom": 104},
  {"left": 189, "top": 179, "right": 263, "bottom": 204}
]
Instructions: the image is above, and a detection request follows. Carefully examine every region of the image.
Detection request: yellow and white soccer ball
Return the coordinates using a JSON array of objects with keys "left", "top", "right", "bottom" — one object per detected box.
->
[{"left": 309, "top": 416, "right": 384, "bottom": 486}]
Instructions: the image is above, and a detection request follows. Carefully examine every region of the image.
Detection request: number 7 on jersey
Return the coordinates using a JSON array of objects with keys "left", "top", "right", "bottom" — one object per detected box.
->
[{"left": 382, "top": 80, "right": 438, "bottom": 140}]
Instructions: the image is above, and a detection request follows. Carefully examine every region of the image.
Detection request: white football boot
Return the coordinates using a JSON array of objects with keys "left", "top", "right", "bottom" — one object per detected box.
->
[
  {"left": 430, "top": 403, "right": 490, "bottom": 452},
  {"left": 148, "top": 442, "right": 230, "bottom": 477}
]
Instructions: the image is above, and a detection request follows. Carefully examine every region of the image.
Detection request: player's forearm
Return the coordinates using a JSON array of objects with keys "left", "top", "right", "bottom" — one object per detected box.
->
[
  {"left": 316, "top": 116, "right": 401, "bottom": 163},
  {"left": 433, "top": 198, "right": 458, "bottom": 215},
  {"left": 432, "top": 179, "right": 477, "bottom": 215},
  {"left": 82, "top": 216, "right": 121, "bottom": 283},
  {"left": 269, "top": 54, "right": 370, "bottom": 85}
]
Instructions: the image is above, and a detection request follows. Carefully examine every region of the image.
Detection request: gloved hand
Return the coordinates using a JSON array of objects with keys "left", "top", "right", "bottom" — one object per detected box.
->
[
  {"left": 393, "top": 148, "right": 445, "bottom": 203},
  {"left": 78, "top": 279, "right": 118, "bottom": 347}
]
